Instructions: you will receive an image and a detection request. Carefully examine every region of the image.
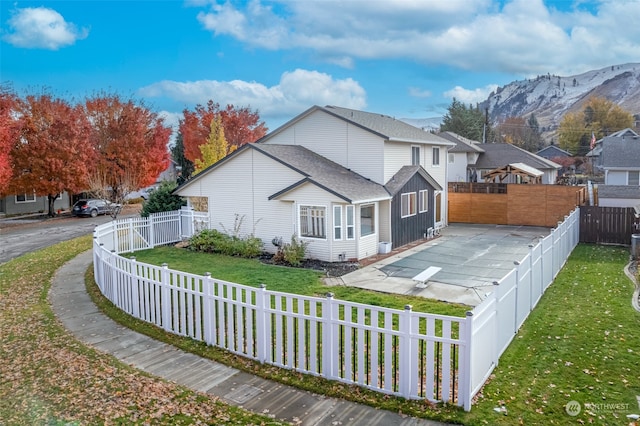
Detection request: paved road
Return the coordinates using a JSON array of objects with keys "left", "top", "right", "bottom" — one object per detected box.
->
[{"left": 0, "top": 207, "right": 140, "bottom": 264}]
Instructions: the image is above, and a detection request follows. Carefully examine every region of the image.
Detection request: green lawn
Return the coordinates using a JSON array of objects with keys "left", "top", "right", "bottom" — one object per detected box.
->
[{"left": 129, "top": 246, "right": 469, "bottom": 317}]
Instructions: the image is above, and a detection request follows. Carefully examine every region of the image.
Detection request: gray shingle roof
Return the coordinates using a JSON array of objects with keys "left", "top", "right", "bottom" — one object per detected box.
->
[
  {"left": 254, "top": 144, "right": 390, "bottom": 203},
  {"left": 536, "top": 145, "right": 571, "bottom": 158},
  {"left": 321, "top": 106, "right": 455, "bottom": 146},
  {"left": 437, "top": 131, "right": 485, "bottom": 153},
  {"left": 472, "top": 143, "right": 560, "bottom": 170},
  {"left": 597, "top": 185, "right": 640, "bottom": 199},
  {"left": 600, "top": 133, "right": 640, "bottom": 169},
  {"left": 384, "top": 165, "right": 442, "bottom": 196}
]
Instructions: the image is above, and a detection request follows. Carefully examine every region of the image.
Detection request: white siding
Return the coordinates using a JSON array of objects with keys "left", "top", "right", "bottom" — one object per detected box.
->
[
  {"left": 383, "top": 142, "right": 411, "bottom": 183},
  {"left": 606, "top": 170, "right": 628, "bottom": 185},
  {"left": 264, "top": 110, "right": 385, "bottom": 184},
  {"left": 448, "top": 152, "right": 469, "bottom": 182}
]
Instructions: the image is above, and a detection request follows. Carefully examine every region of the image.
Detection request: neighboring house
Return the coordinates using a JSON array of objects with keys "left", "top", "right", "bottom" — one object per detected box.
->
[
  {"left": 438, "top": 132, "right": 483, "bottom": 182},
  {"left": 536, "top": 145, "right": 572, "bottom": 160},
  {"left": 175, "top": 105, "right": 454, "bottom": 262},
  {"left": 591, "top": 128, "right": 640, "bottom": 207},
  {"left": 127, "top": 159, "right": 181, "bottom": 200},
  {"left": 438, "top": 132, "right": 561, "bottom": 184},
  {"left": 0, "top": 192, "right": 71, "bottom": 216}
]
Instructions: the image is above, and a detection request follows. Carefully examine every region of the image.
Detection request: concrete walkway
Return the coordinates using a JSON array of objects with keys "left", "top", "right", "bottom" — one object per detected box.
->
[{"left": 49, "top": 251, "right": 449, "bottom": 426}]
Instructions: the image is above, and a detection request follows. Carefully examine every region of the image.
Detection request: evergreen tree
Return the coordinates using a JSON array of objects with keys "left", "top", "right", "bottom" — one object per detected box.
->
[
  {"left": 140, "top": 180, "right": 186, "bottom": 217},
  {"left": 440, "top": 98, "right": 487, "bottom": 142},
  {"left": 170, "top": 132, "right": 194, "bottom": 182}
]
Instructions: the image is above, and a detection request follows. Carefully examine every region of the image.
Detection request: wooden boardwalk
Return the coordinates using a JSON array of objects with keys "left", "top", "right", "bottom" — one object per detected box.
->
[{"left": 49, "top": 251, "right": 446, "bottom": 426}]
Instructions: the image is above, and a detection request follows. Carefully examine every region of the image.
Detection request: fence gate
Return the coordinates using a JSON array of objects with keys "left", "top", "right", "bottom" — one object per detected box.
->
[{"left": 579, "top": 206, "right": 639, "bottom": 245}]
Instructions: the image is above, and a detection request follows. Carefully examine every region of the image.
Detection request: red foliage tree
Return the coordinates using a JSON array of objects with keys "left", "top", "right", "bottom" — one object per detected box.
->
[
  {"left": 8, "top": 94, "right": 94, "bottom": 216},
  {"left": 85, "top": 94, "right": 172, "bottom": 202},
  {"left": 0, "top": 89, "right": 21, "bottom": 195},
  {"left": 179, "top": 100, "right": 267, "bottom": 164}
]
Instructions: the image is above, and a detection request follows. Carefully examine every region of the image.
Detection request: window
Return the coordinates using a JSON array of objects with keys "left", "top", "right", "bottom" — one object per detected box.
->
[
  {"left": 629, "top": 171, "right": 640, "bottom": 186},
  {"left": 360, "top": 204, "right": 375, "bottom": 236},
  {"left": 419, "top": 189, "right": 429, "bottom": 213},
  {"left": 401, "top": 192, "right": 416, "bottom": 218},
  {"left": 15, "top": 193, "right": 36, "bottom": 203},
  {"left": 411, "top": 146, "right": 421, "bottom": 166},
  {"left": 346, "top": 205, "right": 355, "bottom": 240},
  {"left": 333, "top": 205, "right": 342, "bottom": 240},
  {"left": 432, "top": 147, "right": 440, "bottom": 166},
  {"left": 300, "top": 205, "right": 326, "bottom": 239},
  {"left": 448, "top": 153, "right": 455, "bottom": 164}
]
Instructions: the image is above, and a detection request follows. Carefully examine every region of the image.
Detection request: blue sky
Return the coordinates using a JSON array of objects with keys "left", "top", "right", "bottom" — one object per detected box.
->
[{"left": 1, "top": 0, "right": 639, "bottom": 132}]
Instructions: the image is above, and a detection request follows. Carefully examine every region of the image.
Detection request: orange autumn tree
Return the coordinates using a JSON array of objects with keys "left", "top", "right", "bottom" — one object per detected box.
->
[
  {"left": 0, "top": 88, "right": 21, "bottom": 194},
  {"left": 85, "top": 94, "right": 171, "bottom": 204},
  {"left": 179, "top": 100, "right": 267, "bottom": 174},
  {"left": 8, "top": 94, "right": 93, "bottom": 216}
]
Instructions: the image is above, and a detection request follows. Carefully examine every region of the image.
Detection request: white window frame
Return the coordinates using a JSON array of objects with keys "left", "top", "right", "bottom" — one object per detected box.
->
[
  {"left": 333, "top": 205, "right": 342, "bottom": 240},
  {"left": 432, "top": 147, "right": 440, "bottom": 166},
  {"left": 419, "top": 189, "right": 429, "bottom": 213},
  {"left": 411, "top": 145, "right": 421, "bottom": 166},
  {"left": 15, "top": 193, "right": 36, "bottom": 203},
  {"left": 299, "top": 205, "right": 327, "bottom": 239},
  {"left": 448, "top": 153, "right": 455, "bottom": 164},
  {"left": 346, "top": 205, "right": 355, "bottom": 240},
  {"left": 360, "top": 204, "right": 375, "bottom": 237},
  {"left": 629, "top": 171, "right": 640, "bottom": 186},
  {"left": 401, "top": 192, "right": 417, "bottom": 218}
]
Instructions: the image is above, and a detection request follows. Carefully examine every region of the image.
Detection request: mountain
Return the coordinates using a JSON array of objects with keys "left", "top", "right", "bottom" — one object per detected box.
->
[
  {"left": 399, "top": 117, "right": 442, "bottom": 133},
  {"left": 480, "top": 63, "right": 640, "bottom": 143}
]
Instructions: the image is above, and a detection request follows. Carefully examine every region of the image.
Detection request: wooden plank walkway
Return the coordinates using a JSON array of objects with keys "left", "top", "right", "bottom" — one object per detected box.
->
[{"left": 49, "top": 251, "right": 447, "bottom": 426}]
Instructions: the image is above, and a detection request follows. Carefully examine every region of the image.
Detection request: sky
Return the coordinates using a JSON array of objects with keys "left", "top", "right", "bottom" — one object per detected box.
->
[{"left": 1, "top": 0, "right": 640, "bottom": 133}]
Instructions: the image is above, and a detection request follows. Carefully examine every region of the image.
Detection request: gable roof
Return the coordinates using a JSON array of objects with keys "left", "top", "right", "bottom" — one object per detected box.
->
[
  {"left": 260, "top": 105, "right": 455, "bottom": 147},
  {"left": 472, "top": 143, "right": 561, "bottom": 170},
  {"left": 536, "top": 145, "right": 571, "bottom": 158},
  {"left": 254, "top": 144, "right": 391, "bottom": 203},
  {"left": 437, "top": 131, "right": 485, "bottom": 153},
  {"left": 599, "top": 132, "right": 640, "bottom": 169},
  {"left": 384, "top": 165, "right": 442, "bottom": 196},
  {"left": 598, "top": 185, "right": 640, "bottom": 199}
]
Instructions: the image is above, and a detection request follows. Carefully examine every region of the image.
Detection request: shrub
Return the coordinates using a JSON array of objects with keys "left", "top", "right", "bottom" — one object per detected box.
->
[
  {"left": 188, "top": 229, "right": 263, "bottom": 258},
  {"left": 140, "top": 181, "right": 187, "bottom": 217},
  {"left": 274, "top": 235, "right": 309, "bottom": 267}
]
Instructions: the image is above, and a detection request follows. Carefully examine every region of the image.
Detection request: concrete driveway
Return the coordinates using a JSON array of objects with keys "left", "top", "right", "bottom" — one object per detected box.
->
[{"left": 338, "top": 223, "right": 552, "bottom": 306}]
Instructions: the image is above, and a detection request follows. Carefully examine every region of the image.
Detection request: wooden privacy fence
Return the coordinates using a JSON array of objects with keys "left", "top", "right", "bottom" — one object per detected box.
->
[
  {"left": 92, "top": 208, "right": 579, "bottom": 411},
  {"left": 448, "top": 183, "right": 586, "bottom": 227},
  {"left": 579, "top": 206, "right": 640, "bottom": 245}
]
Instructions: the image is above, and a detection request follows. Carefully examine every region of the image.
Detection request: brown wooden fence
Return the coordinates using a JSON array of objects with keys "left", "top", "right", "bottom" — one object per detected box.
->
[
  {"left": 448, "top": 183, "right": 587, "bottom": 228},
  {"left": 579, "top": 206, "right": 640, "bottom": 245}
]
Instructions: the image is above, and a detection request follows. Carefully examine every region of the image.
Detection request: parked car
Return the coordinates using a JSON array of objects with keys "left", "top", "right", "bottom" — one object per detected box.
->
[{"left": 72, "top": 199, "right": 122, "bottom": 217}]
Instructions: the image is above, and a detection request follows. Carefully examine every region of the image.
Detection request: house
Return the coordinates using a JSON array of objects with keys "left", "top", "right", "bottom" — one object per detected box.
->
[
  {"left": 174, "top": 105, "right": 454, "bottom": 262},
  {"left": 437, "top": 132, "right": 561, "bottom": 184},
  {"left": 590, "top": 128, "right": 640, "bottom": 207},
  {"left": 0, "top": 192, "right": 71, "bottom": 216},
  {"left": 536, "top": 145, "right": 572, "bottom": 161}
]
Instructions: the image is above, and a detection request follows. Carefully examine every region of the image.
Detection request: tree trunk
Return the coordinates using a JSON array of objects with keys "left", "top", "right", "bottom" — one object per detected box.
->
[{"left": 47, "top": 194, "right": 58, "bottom": 217}]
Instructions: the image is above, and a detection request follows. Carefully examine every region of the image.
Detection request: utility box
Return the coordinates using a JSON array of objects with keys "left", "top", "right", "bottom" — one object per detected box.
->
[
  {"left": 378, "top": 242, "right": 392, "bottom": 254},
  {"left": 632, "top": 234, "right": 640, "bottom": 259}
]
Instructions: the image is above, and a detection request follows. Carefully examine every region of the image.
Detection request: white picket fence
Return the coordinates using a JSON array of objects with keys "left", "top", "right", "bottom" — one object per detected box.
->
[{"left": 92, "top": 207, "right": 580, "bottom": 410}]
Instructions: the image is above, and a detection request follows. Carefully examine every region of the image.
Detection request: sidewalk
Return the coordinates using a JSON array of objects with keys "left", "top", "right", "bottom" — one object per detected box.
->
[{"left": 49, "top": 251, "right": 450, "bottom": 426}]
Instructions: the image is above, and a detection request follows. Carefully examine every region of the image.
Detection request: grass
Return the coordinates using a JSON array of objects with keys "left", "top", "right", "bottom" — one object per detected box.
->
[
  {"left": 4, "top": 239, "right": 638, "bottom": 425},
  {"left": 128, "top": 246, "right": 470, "bottom": 317},
  {"left": 0, "top": 236, "right": 281, "bottom": 425}
]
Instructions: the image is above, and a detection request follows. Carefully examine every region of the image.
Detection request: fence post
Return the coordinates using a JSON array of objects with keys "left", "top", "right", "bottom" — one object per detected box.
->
[
  {"left": 399, "top": 304, "right": 413, "bottom": 398},
  {"left": 202, "top": 272, "right": 213, "bottom": 345},
  {"left": 161, "top": 263, "right": 172, "bottom": 332},
  {"left": 110, "top": 250, "right": 119, "bottom": 306},
  {"left": 322, "top": 293, "right": 336, "bottom": 379},
  {"left": 130, "top": 256, "right": 139, "bottom": 318},
  {"left": 461, "top": 310, "right": 474, "bottom": 411},
  {"left": 255, "top": 284, "right": 268, "bottom": 363},
  {"left": 149, "top": 214, "right": 155, "bottom": 248}
]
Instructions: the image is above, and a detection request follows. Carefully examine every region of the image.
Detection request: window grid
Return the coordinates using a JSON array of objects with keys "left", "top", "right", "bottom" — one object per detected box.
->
[
  {"left": 333, "top": 205, "right": 342, "bottom": 240},
  {"left": 300, "top": 205, "right": 326, "bottom": 239},
  {"left": 432, "top": 147, "right": 440, "bottom": 166},
  {"left": 16, "top": 193, "right": 36, "bottom": 203},
  {"left": 401, "top": 192, "right": 417, "bottom": 218},
  {"left": 419, "top": 189, "right": 429, "bottom": 213},
  {"left": 346, "top": 205, "right": 355, "bottom": 240}
]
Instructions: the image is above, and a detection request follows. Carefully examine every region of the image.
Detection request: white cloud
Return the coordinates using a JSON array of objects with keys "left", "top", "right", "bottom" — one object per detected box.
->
[
  {"left": 138, "top": 69, "right": 367, "bottom": 122},
  {"left": 409, "top": 87, "right": 432, "bottom": 98},
  {"left": 193, "top": 0, "right": 640, "bottom": 76},
  {"left": 3, "top": 7, "right": 88, "bottom": 50},
  {"left": 444, "top": 84, "right": 499, "bottom": 105}
]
